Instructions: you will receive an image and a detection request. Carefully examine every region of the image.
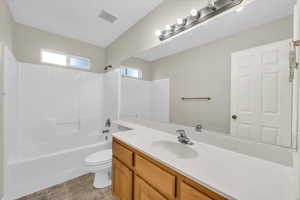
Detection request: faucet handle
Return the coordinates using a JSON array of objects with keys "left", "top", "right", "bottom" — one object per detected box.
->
[
  {"left": 105, "top": 118, "right": 111, "bottom": 127},
  {"left": 176, "top": 129, "right": 186, "bottom": 137},
  {"left": 195, "top": 124, "right": 202, "bottom": 132},
  {"left": 176, "top": 129, "right": 193, "bottom": 145}
]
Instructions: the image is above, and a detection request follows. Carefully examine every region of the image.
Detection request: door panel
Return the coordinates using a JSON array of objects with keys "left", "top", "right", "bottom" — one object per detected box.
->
[
  {"left": 135, "top": 155, "right": 176, "bottom": 199},
  {"left": 296, "top": 0, "right": 300, "bottom": 144},
  {"left": 134, "top": 175, "right": 167, "bottom": 200},
  {"left": 112, "top": 157, "right": 133, "bottom": 200},
  {"left": 231, "top": 50, "right": 260, "bottom": 141},
  {"left": 231, "top": 40, "right": 292, "bottom": 147}
]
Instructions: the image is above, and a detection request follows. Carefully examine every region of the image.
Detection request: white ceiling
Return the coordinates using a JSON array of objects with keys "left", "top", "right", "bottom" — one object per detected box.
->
[
  {"left": 135, "top": 0, "right": 296, "bottom": 61},
  {"left": 8, "top": 0, "right": 162, "bottom": 47}
]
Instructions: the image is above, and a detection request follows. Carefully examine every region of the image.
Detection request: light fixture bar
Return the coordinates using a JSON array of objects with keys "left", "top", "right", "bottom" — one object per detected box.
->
[{"left": 158, "top": 0, "right": 244, "bottom": 41}]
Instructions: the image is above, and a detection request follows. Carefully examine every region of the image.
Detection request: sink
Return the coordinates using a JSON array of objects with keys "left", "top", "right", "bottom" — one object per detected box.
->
[{"left": 151, "top": 140, "right": 198, "bottom": 159}]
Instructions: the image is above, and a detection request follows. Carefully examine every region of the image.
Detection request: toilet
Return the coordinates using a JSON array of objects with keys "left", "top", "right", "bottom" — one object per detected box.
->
[{"left": 85, "top": 149, "right": 112, "bottom": 188}]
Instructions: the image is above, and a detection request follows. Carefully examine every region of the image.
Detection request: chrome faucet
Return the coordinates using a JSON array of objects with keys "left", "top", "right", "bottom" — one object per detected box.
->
[
  {"left": 176, "top": 130, "right": 193, "bottom": 145},
  {"left": 102, "top": 118, "right": 111, "bottom": 135},
  {"left": 195, "top": 124, "right": 202, "bottom": 132}
]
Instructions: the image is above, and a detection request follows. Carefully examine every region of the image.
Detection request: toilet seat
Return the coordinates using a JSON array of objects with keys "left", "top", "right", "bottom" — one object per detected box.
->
[{"left": 85, "top": 149, "right": 112, "bottom": 166}]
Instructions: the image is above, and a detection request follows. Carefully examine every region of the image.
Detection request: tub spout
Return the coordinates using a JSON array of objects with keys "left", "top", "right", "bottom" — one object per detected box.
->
[{"left": 102, "top": 129, "right": 109, "bottom": 134}]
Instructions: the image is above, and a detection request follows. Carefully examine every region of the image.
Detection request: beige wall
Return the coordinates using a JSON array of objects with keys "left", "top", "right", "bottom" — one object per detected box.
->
[
  {"left": 121, "top": 58, "right": 152, "bottom": 81},
  {"left": 0, "top": 0, "right": 14, "bottom": 50},
  {"left": 0, "top": 45, "right": 4, "bottom": 199},
  {"left": 106, "top": 0, "right": 209, "bottom": 66},
  {"left": 13, "top": 23, "right": 106, "bottom": 73},
  {"left": 151, "top": 16, "right": 293, "bottom": 132},
  {"left": 0, "top": 0, "right": 14, "bottom": 197}
]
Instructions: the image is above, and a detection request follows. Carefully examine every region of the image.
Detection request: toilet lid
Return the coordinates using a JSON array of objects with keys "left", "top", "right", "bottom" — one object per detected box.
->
[{"left": 85, "top": 149, "right": 112, "bottom": 166}]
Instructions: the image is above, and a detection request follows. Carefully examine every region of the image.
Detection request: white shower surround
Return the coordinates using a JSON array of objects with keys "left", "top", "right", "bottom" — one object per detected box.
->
[
  {"left": 2, "top": 48, "right": 120, "bottom": 199},
  {"left": 120, "top": 77, "right": 170, "bottom": 122},
  {"left": 10, "top": 63, "right": 105, "bottom": 162}
]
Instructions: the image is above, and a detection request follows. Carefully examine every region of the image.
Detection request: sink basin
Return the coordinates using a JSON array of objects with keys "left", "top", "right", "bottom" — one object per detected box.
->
[{"left": 151, "top": 140, "right": 198, "bottom": 159}]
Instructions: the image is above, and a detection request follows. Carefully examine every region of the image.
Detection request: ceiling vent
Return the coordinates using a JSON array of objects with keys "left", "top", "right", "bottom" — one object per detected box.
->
[{"left": 98, "top": 10, "right": 118, "bottom": 23}]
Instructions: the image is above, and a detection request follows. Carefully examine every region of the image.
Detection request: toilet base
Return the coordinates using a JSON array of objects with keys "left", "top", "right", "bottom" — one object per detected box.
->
[{"left": 93, "top": 169, "right": 111, "bottom": 189}]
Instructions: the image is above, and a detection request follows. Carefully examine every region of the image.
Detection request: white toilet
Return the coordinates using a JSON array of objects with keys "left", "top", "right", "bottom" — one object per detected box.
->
[{"left": 85, "top": 149, "right": 112, "bottom": 188}]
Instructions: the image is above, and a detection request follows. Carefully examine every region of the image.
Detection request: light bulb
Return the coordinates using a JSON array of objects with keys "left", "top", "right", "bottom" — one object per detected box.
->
[
  {"left": 208, "top": 0, "right": 216, "bottom": 10},
  {"left": 190, "top": 9, "right": 198, "bottom": 17},
  {"left": 165, "top": 24, "right": 172, "bottom": 31},
  {"left": 155, "top": 30, "right": 162, "bottom": 36},
  {"left": 177, "top": 18, "right": 184, "bottom": 25},
  {"left": 236, "top": 6, "right": 244, "bottom": 12},
  {"left": 209, "top": 0, "right": 215, "bottom": 7}
]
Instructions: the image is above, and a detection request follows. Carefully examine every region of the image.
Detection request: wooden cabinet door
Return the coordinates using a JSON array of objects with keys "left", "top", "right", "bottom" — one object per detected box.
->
[
  {"left": 134, "top": 175, "right": 167, "bottom": 200},
  {"left": 135, "top": 155, "right": 176, "bottom": 198},
  {"left": 112, "top": 157, "right": 133, "bottom": 200},
  {"left": 181, "top": 182, "right": 214, "bottom": 200}
]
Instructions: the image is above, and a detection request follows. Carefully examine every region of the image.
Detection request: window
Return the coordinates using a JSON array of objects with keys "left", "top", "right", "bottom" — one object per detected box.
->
[
  {"left": 120, "top": 67, "right": 142, "bottom": 79},
  {"left": 41, "top": 50, "right": 67, "bottom": 66},
  {"left": 69, "top": 56, "right": 90, "bottom": 69},
  {"left": 41, "top": 49, "right": 90, "bottom": 70}
]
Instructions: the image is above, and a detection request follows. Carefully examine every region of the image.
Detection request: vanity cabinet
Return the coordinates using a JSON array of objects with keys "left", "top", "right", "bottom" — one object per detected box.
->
[{"left": 112, "top": 138, "right": 228, "bottom": 200}]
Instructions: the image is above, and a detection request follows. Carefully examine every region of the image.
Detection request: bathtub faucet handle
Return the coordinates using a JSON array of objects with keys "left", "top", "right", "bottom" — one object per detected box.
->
[{"left": 105, "top": 118, "right": 111, "bottom": 128}]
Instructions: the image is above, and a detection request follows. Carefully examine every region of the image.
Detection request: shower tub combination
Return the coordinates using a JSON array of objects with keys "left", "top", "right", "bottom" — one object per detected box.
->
[
  {"left": 4, "top": 124, "right": 128, "bottom": 200},
  {"left": 2, "top": 57, "right": 124, "bottom": 200}
]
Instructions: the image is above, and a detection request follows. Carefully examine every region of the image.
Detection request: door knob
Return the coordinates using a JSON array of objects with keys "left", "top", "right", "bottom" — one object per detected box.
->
[{"left": 232, "top": 115, "right": 238, "bottom": 120}]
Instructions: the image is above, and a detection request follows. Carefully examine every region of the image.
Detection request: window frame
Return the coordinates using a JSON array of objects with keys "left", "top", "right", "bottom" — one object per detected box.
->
[
  {"left": 40, "top": 49, "right": 91, "bottom": 70},
  {"left": 40, "top": 49, "right": 67, "bottom": 66},
  {"left": 68, "top": 55, "right": 91, "bottom": 70},
  {"left": 120, "top": 66, "right": 143, "bottom": 79}
]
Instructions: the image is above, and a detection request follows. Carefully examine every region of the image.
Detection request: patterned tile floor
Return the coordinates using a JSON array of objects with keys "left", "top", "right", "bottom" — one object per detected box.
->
[{"left": 17, "top": 174, "right": 116, "bottom": 200}]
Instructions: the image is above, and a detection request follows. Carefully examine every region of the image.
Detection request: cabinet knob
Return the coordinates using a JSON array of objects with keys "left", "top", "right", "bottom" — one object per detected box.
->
[{"left": 232, "top": 115, "right": 238, "bottom": 120}]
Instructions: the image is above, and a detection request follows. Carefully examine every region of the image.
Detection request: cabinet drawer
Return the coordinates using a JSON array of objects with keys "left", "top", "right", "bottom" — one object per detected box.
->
[
  {"left": 113, "top": 141, "right": 133, "bottom": 167},
  {"left": 181, "top": 182, "right": 213, "bottom": 200},
  {"left": 135, "top": 175, "right": 167, "bottom": 200},
  {"left": 135, "top": 155, "right": 176, "bottom": 198},
  {"left": 181, "top": 182, "right": 227, "bottom": 200}
]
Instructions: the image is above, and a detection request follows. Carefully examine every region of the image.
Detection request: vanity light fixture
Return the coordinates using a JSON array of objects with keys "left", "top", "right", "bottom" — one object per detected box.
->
[
  {"left": 190, "top": 9, "right": 200, "bottom": 17},
  {"left": 156, "top": 0, "right": 244, "bottom": 41},
  {"left": 208, "top": 0, "right": 217, "bottom": 11},
  {"left": 166, "top": 24, "right": 175, "bottom": 32},
  {"left": 177, "top": 18, "right": 186, "bottom": 26},
  {"left": 155, "top": 30, "right": 162, "bottom": 36}
]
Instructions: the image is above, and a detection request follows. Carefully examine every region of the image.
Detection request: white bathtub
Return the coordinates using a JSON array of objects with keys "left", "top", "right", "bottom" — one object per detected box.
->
[{"left": 4, "top": 124, "right": 129, "bottom": 200}]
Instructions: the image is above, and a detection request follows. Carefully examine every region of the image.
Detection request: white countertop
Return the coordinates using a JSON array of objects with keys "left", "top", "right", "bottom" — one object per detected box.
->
[{"left": 112, "top": 120, "right": 297, "bottom": 200}]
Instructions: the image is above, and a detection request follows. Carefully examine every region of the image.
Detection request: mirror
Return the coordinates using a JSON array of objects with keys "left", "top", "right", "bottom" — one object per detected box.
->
[{"left": 117, "top": 1, "right": 295, "bottom": 148}]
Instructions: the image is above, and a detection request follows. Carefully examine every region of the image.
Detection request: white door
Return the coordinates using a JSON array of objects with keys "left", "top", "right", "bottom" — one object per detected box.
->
[
  {"left": 295, "top": 0, "right": 300, "bottom": 145},
  {"left": 231, "top": 40, "right": 292, "bottom": 147}
]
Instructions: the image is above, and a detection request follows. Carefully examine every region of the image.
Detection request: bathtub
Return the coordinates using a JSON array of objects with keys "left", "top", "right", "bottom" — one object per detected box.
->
[{"left": 4, "top": 124, "right": 130, "bottom": 200}]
